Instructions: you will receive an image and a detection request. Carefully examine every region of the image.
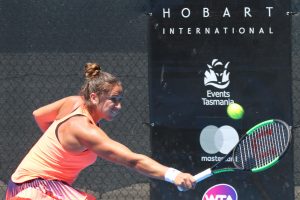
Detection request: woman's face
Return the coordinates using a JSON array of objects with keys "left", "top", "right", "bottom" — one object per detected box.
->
[{"left": 97, "top": 84, "right": 123, "bottom": 121}]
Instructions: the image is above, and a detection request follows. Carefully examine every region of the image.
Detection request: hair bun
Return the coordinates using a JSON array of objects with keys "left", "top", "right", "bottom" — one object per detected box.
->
[{"left": 84, "top": 63, "right": 102, "bottom": 80}]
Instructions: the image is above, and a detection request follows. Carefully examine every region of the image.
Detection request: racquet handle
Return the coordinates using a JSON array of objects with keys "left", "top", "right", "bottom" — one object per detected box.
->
[
  {"left": 194, "top": 168, "right": 213, "bottom": 183},
  {"left": 177, "top": 168, "right": 213, "bottom": 191}
]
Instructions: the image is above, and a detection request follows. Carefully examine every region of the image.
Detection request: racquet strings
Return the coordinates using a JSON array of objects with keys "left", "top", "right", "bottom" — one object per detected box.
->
[{"left": 233, "top": 121, "right": 290, "bottom": 170}]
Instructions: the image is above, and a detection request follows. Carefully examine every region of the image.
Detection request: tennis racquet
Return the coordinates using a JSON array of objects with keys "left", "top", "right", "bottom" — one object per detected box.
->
[{"left": 178, "top": 119, "right": 292, "bottom": 191}]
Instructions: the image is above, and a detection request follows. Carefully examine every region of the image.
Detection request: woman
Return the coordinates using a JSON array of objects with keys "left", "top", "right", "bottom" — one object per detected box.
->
[{"left": 6, "top": 63, "right": 195, "bottom": 200}]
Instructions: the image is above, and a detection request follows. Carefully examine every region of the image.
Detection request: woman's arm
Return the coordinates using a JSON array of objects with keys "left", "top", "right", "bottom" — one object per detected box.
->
[
  {"left": 33, "top": 96, "right": 84, "bottom": 132},
  {"left": 71, "top": 118, "right": 195, "bottom": 190}
]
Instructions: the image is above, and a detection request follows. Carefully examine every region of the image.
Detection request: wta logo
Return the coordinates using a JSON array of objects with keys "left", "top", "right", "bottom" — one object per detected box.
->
[{"left": 202, "top": 184, "right": 238, "bottom": 200}]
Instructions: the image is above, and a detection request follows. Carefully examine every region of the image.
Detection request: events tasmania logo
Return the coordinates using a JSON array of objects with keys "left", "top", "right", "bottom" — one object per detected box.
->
[
  {"left": 204, "top": 59, "right": 230, "bottom": 89},
  {"left": 202, "top": 59, "right": 234, "bottom": 106},
  {"left": 202, "top": 184, "right": 238, "bottom": 200}
]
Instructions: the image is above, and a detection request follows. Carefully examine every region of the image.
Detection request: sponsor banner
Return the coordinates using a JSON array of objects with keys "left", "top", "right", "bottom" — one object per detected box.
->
[{"left": 149, "top": 0, "right": 293, "bottom": 199}]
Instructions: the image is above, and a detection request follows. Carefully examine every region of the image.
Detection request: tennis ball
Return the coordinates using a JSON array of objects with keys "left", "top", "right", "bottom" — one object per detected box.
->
[{"left": 227, "top": 103, "right": 244, "bottom": 120}]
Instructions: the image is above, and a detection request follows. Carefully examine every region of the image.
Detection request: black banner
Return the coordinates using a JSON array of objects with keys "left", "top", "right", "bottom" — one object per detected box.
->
[{"left": 149, "top": 0, "right": 293, "bottom": 199}]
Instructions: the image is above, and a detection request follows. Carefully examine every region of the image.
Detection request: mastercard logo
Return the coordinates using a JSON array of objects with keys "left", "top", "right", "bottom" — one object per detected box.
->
[{"left": 199, "top": 125, "right": 239, "bottom": 154}]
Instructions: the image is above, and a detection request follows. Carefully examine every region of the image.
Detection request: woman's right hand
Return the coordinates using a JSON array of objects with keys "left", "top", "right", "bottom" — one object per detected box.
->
[{"left": 174, "top": 172, "right": 196, "bottom": 191}]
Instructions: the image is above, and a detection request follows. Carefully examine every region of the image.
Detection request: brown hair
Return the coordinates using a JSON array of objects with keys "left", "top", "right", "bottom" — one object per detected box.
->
[{"left": 80, "top": 63, "right": 121, "bottom": 107}]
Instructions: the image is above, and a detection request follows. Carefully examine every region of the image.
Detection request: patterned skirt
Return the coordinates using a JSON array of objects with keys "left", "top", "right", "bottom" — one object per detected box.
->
[{"left": 6, "top": 179, "right": 95, "bottom": 200}]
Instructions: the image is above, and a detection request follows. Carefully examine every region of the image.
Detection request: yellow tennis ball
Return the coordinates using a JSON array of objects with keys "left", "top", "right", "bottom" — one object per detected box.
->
[{"left": 227, "top": 103, "right": 244, "bottom": 120}]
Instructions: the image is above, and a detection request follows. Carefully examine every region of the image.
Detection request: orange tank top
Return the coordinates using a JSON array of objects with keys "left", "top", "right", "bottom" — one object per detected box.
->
[{"left": 11, "top": 106, "right": 97, "bottom": 185}]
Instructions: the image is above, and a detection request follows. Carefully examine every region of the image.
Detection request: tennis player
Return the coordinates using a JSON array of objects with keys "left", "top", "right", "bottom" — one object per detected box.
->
[{"left": 6, "top": 63, "right": 195, "bottom": 200}]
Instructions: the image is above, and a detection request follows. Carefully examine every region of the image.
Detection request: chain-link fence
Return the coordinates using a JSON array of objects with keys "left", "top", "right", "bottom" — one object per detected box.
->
[
  {"left": 292, "top": 0, "right": 300, "bottom": 198},
  {"left": 0, "top": 0, "right": 152, "bottom": 199},
  {"left": 1, "top": 0, "right": 300, "bottom": 199}
]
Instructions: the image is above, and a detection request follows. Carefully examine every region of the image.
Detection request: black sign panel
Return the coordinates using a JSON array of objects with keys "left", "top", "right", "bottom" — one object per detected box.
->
[{"left": 149, "top": 0, "right": 292, "bottom": 199}]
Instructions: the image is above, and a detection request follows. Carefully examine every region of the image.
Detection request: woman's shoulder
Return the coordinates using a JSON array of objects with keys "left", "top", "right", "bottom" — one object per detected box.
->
[
  {"left": 56, "top": 96, "right": 84, "bottom": 120},
  {"left": 65, "top": 96, "right": 84, "bottom": 104}
]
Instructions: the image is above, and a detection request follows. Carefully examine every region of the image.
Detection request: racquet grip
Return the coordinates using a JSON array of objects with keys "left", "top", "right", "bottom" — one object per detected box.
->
[
  {"left": 177, "top": 168, "right": 212, "bottom": 191},
  {"left": 194, "top": 168, "right": 213, "bottom": 183}
]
